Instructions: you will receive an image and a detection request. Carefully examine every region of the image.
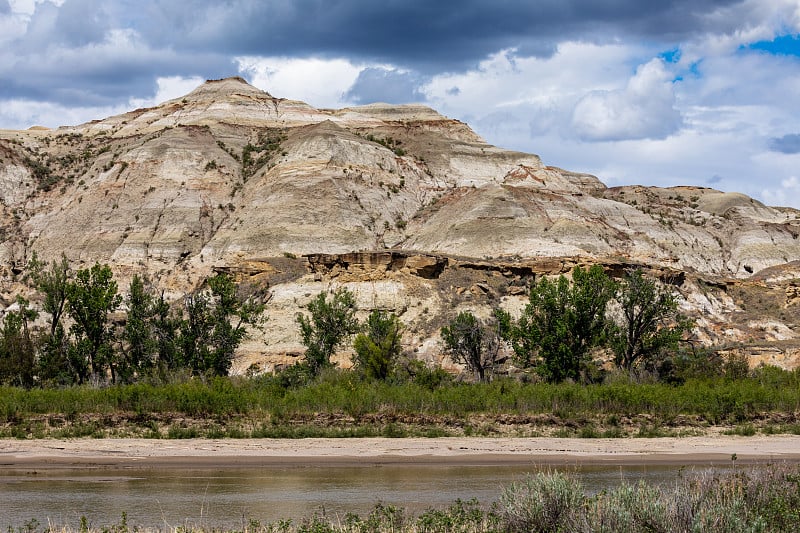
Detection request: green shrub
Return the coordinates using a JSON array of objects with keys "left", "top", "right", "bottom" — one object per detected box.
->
[
  {"left": 500, "top": 472, "right": 588, "bottom": 532},
  {"left": 593, "top": 482, "right": 668, "bottom": 532}
]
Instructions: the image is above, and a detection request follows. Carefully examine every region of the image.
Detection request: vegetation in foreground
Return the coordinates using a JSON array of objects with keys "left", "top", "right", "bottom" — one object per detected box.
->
[
  {"left": 11, "top": 463, "right": 800, "bottom": 532},
  {"left": 1, "top": 364, "right": 799, "bottom": 438}
]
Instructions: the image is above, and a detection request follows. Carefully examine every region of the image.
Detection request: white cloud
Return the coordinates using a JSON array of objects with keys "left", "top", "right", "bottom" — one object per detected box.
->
[
  {"left": 129, "top": 75, "right": 206, "bottom": 108},
  {"left": 0, "top": 99, "right": 126, "bottom": 129},
  {"left": 762, "top": 176, "right": 800, "bottom": 208},
  {"left": 571, "top": 58, "right": 682, "bottom": 141},
  {"left": 0, "top": 75, "right": 206, "bottom": 129},
  {"left": 414, "top": 40, "right": 800, "bottom": 208},
  {"left": 423, "top": 43, "right": 641, "bottom": 129},
  {"left": 0, "top": 9, "right": 28, "bottom": 45},
  {"left": 236, "top": 56, "right": 365, "bottom": 109},
  {"left": 7, "top": 0, "right": 55, "bottom": 16}
]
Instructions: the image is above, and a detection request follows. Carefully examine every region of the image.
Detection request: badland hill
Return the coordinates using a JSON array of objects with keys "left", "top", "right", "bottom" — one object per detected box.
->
[{"left": 1, "top": 77, "right": 798, "bottom": 372}]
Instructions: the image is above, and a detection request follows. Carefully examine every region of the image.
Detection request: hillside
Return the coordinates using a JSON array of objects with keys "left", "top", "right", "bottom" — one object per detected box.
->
[{"left": 0, "top": 77, "right": 798, "bottom": 372}]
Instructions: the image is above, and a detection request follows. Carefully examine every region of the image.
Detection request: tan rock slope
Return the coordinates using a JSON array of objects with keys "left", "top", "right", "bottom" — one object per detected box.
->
[{"left": 0, "top": 77, "right": 798, "bottom": 371}]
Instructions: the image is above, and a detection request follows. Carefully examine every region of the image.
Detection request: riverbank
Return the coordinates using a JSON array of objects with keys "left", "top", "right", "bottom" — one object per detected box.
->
[{"left": 3, "top": 435, "right": 800, "bottom": 468}]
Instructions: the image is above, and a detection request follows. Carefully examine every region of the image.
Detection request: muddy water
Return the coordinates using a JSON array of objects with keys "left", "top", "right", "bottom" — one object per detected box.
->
[{"left": 1, "top": 463, "right": 728, "bottom": 529}]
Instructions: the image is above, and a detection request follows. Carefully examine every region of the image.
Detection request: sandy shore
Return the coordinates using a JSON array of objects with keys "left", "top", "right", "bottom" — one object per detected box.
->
[{"left": 2, "top": 436, "right": 799, "bottom": 468}]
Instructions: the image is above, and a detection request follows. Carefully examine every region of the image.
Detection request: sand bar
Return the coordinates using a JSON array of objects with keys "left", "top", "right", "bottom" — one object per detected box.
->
[{"left": 2, "top": 436, "right": 799, "bottom": 468}]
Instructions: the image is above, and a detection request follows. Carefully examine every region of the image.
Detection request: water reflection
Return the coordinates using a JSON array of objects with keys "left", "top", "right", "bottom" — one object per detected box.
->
[{"left": 1, "top": 463, "right": 733, "bottom": 529}]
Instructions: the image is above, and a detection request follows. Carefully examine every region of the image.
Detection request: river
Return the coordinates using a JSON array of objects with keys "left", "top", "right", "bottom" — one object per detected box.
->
[{"left": 0, "top": 462, "right": 734, "bottom": 529}]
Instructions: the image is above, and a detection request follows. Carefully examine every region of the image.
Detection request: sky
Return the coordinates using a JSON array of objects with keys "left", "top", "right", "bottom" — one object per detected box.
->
[{"left": 2, "top": 1, "right": 800, "bottom": 208}]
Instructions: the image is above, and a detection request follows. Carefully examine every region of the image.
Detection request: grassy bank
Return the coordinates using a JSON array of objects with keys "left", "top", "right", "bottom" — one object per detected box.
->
[
  {"left": 12, "top": 463, "right": 800, "bottom": 532},
  {"left": 1, "top": 367, "right": 800, "bottom": 438}
]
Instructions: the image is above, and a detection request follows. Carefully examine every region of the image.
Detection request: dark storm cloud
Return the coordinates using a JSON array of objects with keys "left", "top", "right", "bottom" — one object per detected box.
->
[
  {"left": 0, "top": 41, "right": 234, "bottom": 106},
  {"left": 344, "top": 68, "right": 427, "bottom": 105},
  {"left": 137, "top": 0, "right": 743, "bottom": 71},
  {"left": 768, "top": 134, "right": 800, "bottom": 154},
  {"left": 1, "top": 0, "right": 746, "bottom": 107}
]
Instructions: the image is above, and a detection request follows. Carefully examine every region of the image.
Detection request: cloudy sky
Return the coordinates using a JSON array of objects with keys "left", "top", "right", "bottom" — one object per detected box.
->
[{"left": 2, "top": 1, "right": 800, "bottom": 207}]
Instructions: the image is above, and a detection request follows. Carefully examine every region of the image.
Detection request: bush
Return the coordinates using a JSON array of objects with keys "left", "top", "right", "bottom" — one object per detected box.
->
[
  {"left": 401, "top": 359, "right": 452, "bottom": 390},
  {"left": 593, "top": 482, "right": 668, "bottom": 532},
  {"left": 353, "top": 310, "right": 402, "bottom": 381},
  {"left": 500, "top": 472, "right": 588, "bottom": 533}
]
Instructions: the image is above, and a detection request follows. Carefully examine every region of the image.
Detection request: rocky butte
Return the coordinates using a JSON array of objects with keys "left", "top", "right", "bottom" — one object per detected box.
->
[{"left": 0, "top": 77, "right": 798, "bottom": 372}]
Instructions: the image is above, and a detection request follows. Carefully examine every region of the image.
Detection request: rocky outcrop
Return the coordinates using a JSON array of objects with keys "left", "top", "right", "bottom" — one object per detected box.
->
[
  {"left": 306, "top": 251, "right": 448, "bottom": 280},
  {"left": 0, "top": 77, "right": 798, "bottom": 371}
]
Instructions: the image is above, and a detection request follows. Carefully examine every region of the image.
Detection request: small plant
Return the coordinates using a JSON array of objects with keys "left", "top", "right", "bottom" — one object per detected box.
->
[{"left": 723, "top": 424, "right": 757, "bottom": 436}]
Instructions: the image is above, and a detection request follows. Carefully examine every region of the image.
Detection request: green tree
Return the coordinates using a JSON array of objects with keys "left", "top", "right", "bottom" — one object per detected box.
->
[
  {"left": 178, "top": 273, "right": 266, "bottom": 376},
  {"left": 178, "top": 290, "right": 214, "bottom": 374},
  {"left": 609, "top": 269, "right": 689, "bottom": 372},
  {"left": 121, "top": 274, "right": 157, "bottom": 381},
  {"left": 296, "top": 288, "right": 358, "bottom": 376},
  {"left": 441, "top": 311, "right": 501, "bottom": 383},
  {"left": 353, "top": 310, "right": 402, "bottom": 380},
  {"left": 0, "top": 297, "right": 38, "bottom": 388},
  {"left": 36, "top": 321, "right": 73, "bottom": 386},
  {"left": 66, "top": 263, "right": 122, "bottom": 383},
  {"left": 28, "top": 252, "right": 72, "bottom": 383},
  {"left": 28, "top": 252, "right": 70, "bottom": 339},
  {"left": 510, "top": 265, "right": 616, "bottom": 382},
  {"left": 206, "top": 273, "right": 265, "bottom": 376},
  {"left": 152, "top": 291, "right": 180, "bottom": 374}
]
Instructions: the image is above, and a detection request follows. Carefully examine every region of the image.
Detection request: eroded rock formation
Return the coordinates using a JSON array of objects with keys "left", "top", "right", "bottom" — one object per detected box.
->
[{"left": 0, "top": 77, "right": 798, "bottom": 372}]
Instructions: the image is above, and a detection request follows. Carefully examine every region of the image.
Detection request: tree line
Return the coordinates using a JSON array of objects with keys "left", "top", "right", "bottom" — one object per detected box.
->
[
  {"left": 0, "top": 256, "right": 689, "bottom": 388},
  {"left": 0, "top": 254, "right": 265, "bottom": 387},
  {"left": 284, "top": 265, "right": 691, "bottom": 385},
  {"left": 452, "top": 265, "right": 691, "bottom": 383}
]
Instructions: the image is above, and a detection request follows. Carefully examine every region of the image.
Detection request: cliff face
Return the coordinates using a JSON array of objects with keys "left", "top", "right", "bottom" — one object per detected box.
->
[{"left": 1, "top": 77, "right": 798, "bottom": 372}]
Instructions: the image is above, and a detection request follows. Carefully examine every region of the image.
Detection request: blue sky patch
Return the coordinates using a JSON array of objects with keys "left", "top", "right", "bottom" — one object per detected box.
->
[
  {"left": 659, "top": 48, "right": 681, "bottom": 63},
  {"left": 744, "top": 34, "right": 800, "bottom": 57}
]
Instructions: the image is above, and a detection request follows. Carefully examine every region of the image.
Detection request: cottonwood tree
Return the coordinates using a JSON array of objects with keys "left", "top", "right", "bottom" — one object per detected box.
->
[
  {"left": 66, "top": 263, "right": 122, "bottom": 383},
  {"left": 179, "top": 273, "right": 265, "bottom": 376},
  {"left": 121, "top": 274, "right": 158, "bottom": 381},
  {"left": 151, "top": 291, "right": 180, "bottom": 374},
  {"left": 296, "top": 288, "right": 358, "bottom": 376},
  {"left": 0, "top": 297, "right": 38, "bottom": 388},
  {"left": 28, "top": 253, "right": 73, "bottom": 384},
  {"left": 178, "top": 290, "right": 214, "bottom": 374},
  {"left": 207, "top": 273, "right": 265, "bottom": 376},
  {"left": 508, "top": 265, "right": 616, "bottom": 382},
  {"left": 441, "top": 310, "right": 502, "bottom": 383},
  {"left": 609, "top": 269, "right": 689, "bottom": 372},
  {"left": 353, "top": 310, "right": 402, "bottom": 381},
  {"left": 28, "top": 253, "right": 70, "bottom": 339}
]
